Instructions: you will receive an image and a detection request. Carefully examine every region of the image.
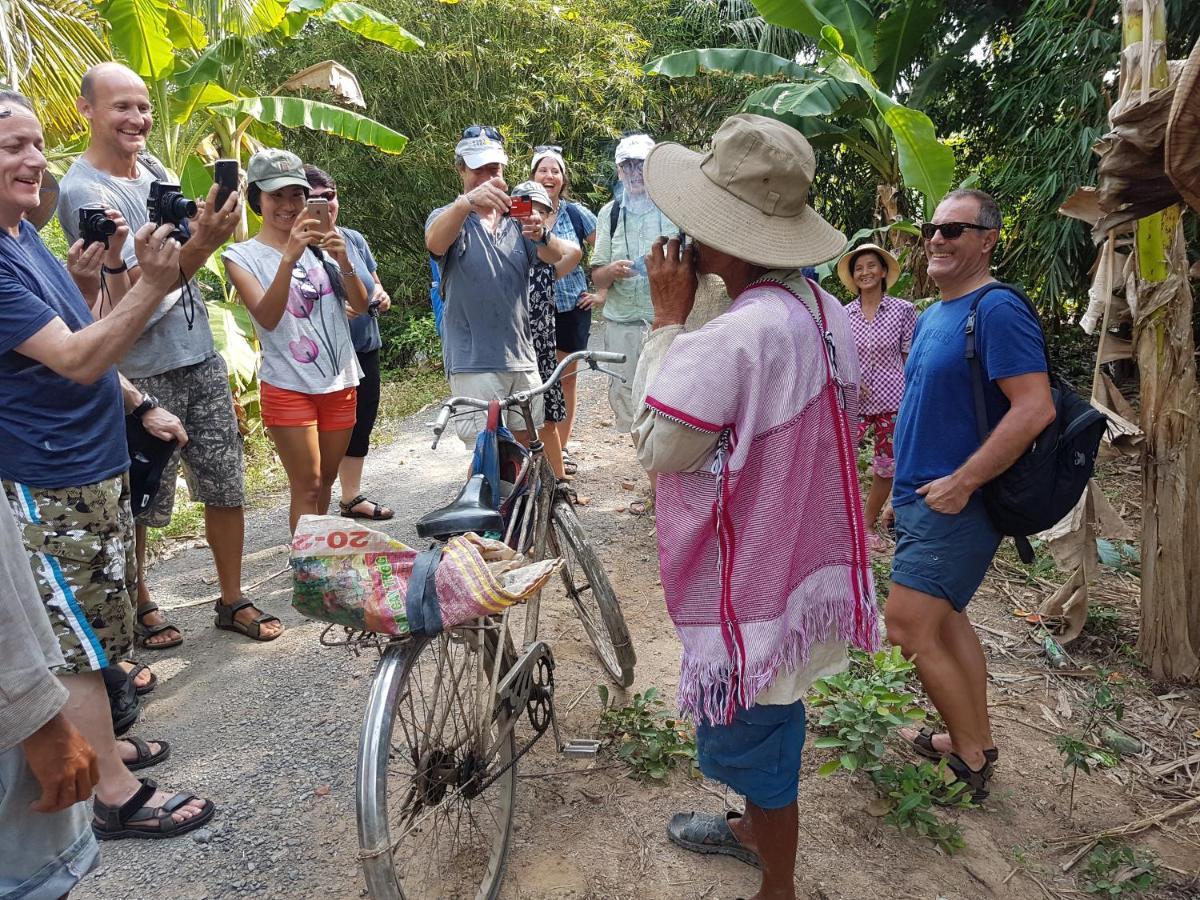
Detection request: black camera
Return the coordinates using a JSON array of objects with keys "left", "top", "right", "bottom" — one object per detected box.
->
[
  {"left": 147, "top": 181, "right": 197, "bottom": 243},
  {"left": 78, "top": 207, "right": 117, "bottom": 249}
]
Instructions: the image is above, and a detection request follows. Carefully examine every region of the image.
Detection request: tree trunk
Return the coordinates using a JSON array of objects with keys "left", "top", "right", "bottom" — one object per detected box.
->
[{"left": 1123, "top": 0, "right": 1200, "bottom": 681}]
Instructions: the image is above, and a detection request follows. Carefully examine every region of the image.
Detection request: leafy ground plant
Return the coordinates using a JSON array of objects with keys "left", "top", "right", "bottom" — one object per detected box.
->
[
  {"left": 597, "top": 686, "right": 696, "bottom": 782},
  {"left": 1079, "top": 840, "right": 1159, "bottom": 897},
  {"left": 809, "top": 647, "right": 925, "bottom": 775},
  {"left": 871, "top": 760, "right": 973, "bottom": 854}
]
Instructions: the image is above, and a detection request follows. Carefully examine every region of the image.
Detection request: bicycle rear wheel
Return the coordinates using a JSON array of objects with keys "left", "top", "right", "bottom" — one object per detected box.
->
[
  {"left": 548, "top": 500, "right": 636, "bottom": 687},
  {"left": 357, "top": 629, "right": 516, "bottom": 899}
]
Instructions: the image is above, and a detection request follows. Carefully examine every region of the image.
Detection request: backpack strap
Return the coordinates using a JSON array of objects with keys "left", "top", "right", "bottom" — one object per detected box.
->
[
  {"left": 608, "top": 197, "right": 621, "bottom": 235},
  {"left": 137, "top": 152, "right": 171, "bottom": 182},
  {"left": 563, "top": 201, "right": 588, "bottom": 246}
]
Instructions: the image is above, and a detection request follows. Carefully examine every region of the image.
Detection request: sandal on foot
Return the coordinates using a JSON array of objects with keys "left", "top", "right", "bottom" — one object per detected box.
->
[
  {"left": 628, "top": 497, "right": 653, "bottom": 517},
  {"left": 121, "top": 661, "right": 158, "bottom": 695},
  {"left": 339, "top": 494, "right": 394, "bottom": 520},
  {"left": 666, "top": 810, "right": 760, "bottom": 869},
  {"left": 946, "top": 752, "right": 992, "bottom": 804},
  {"left": 215, "top": 598, "right": 283, "bottom": 642},
  {"left": 92, "top": 777, "right": 215, "bottom": 841},
  {"left": 901, "top": 727, "right": 1000, "bottom": 770},
  {"left": 121, "top": 736, "right": 170, "bottom": 772},
  {"left": 555, "top": 479, "right": 578, "bottom": 505},
  {"left": 135, "top": 603, "right": 183, "bottom": 651},
  {"left": 562, "top": 448, "right": 579, "bottom": 476},
  {"left": 103, "top": 666, "right": 141, "bottom": 737}
]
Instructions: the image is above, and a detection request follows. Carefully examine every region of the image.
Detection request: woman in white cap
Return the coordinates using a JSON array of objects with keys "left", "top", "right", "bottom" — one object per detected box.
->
[
  {"left": 530, "top": 145, "right": 598, "bottom": 474},
  {"left": 222, "top": 149, "right": 368, "bottom": 536},
  {"left": 837, "top": 243, "right": 916, "bottom": 550}
]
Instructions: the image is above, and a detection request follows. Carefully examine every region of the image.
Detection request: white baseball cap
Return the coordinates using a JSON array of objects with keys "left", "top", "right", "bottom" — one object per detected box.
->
[
  {"left": 456, "top": 135, "right": 508, "bottom": 169},
  {"left": 615, "top": 134, "right": 655, "bottom": 164}
]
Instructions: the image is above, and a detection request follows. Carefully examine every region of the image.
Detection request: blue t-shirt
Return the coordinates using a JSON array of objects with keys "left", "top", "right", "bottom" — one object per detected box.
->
[
  {"left": 0, "top": 220, "right": 127, "bottom": 489},
  {"left": 892, "top": 284, "right": 1047, "bottom": 507},
  {"left": 550, "top": 201, "right": 597, "bottom": 313},
  {"left": 342, "top": 227, "right": 381, "bottom": 354}
]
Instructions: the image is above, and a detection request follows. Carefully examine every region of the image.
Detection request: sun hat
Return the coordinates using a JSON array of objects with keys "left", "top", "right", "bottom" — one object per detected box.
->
[
  {"left": 246, "top": 149, "right": 309, "bottom": 192},
  {"left": 1166, "top": 36, "right": 1200, "bottom": 214},
  {"left": 511, "top": 180, "right": 553, "bottom": 211},
  {"left": 28, "top": 170, "right": 59, "bottom": 230},
  {"left": 836, "top": 243, "right": 901, "bottom": 294},
  {"left": 615, "top": 133, "right": 655, "bottom": 164},
  {"left": 456, "top": 135, "right": 508, "bottom": 170},
  {"left": 643, "top": 113, "right": 845, "bottom": 268},
  {"left": 531, "top": 147, "right": 566, "bottom": 178}
]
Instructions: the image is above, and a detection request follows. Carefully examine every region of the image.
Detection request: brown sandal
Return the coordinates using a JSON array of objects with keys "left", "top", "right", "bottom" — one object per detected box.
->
[
  {"left": 92, "top": 777, "right": 215, "bottom": 840},
  {"left": 214, "top": 598, "right": 282, "bottom": 642},
  {"left": 135, "top": 603, "right": 183, "bottom": 650},
  {"left": 339, "top": 494, "right": 394, "bottom": 520}
]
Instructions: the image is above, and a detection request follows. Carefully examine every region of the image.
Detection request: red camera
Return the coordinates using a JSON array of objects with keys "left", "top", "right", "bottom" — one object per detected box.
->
[{"left": 509, "top": 196, "right": 533, "bottom": 218}]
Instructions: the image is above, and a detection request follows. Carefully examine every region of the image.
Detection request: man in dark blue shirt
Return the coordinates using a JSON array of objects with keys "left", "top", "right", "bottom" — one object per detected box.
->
[
  {"left": 0, "top": 92, "right": 215, "bottom": 849},
  {"left": 884, "top": 189, "right": 1055, "bottom": 803}
]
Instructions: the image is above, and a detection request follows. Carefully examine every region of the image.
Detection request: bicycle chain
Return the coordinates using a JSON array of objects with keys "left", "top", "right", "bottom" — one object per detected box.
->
[{"left": 472, "top": 644, "right": 557, "bottom": 794}]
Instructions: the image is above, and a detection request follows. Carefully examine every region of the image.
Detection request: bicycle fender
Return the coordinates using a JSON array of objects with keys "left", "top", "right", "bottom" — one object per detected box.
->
[{"left": 405, "top": 547, "right": 443, "bottom": 637}]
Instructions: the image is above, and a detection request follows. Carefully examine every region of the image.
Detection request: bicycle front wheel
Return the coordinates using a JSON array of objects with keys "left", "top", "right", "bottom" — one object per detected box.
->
[
  {"left": 549, "top": 500, "right": 636, "bottom": 687},
  {"left": 357, "top": 630, "right": 516, "bottom": 899}
]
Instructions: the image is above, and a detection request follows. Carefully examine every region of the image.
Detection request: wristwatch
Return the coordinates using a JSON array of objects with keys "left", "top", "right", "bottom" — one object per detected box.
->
[
  {"left": 536, "top": 227, "right": 550, "bottom": 246},
  {"left": 131, "top": 394, "right": 159, "bottom": 419}
]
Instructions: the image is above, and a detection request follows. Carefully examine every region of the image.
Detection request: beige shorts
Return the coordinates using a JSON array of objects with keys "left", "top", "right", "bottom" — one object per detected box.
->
[
  {"left": 448, "top": 370, "right": 544, "bottom": 444},
  {"left": 603, "top": 319, "right": 650, "bottom": 432}
]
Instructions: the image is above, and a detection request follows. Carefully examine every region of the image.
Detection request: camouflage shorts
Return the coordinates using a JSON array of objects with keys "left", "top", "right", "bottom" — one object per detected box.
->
[
  {"left": 2, "top": 475, "right": 136, "bottom": 674},
  {"left": 133, "top": 352, "right": 245, "bottom": 528}
]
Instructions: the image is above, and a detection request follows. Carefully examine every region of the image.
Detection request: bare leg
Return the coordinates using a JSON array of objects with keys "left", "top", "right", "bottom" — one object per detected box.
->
[
  {"left": 539, "top": 421, "right": 567, "bottom": 480},
  {"left": 268, "top": 425, "right": 323, "bottom": 535},
  {"left": 205, "top": 503, "right": 279, "bottom": 638},
  {"left": 338, "top": 454, "right": 365, "bottom": 505},
  {"left": 555, "top": 352, "right": 579, "bottom": 448},
  {"left": 133, "top": 524, "right": 182, "bottom": 647},
  {"left": 728, "top": 801, "right": 798, "bottom": 900},
  {"left": 62, "top": 671, "right": 205, "bottom": 824},
  {"left": 904, "top": 610, "right": 994, "bottom": 754},
  {"left": 886, "top": 584, "right": 988, "bottom": 769},
  {"left": 864, "top": 474, "right": 892, "bottom": 530},
  {"left": 316, "top": 429, "right": 354, "bottom": 517}
]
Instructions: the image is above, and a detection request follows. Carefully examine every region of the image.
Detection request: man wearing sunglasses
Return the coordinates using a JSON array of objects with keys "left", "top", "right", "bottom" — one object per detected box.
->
[
  {"left": 884, "top": 189, "right": 1056, "bottom": 802},
  {"left": 425, "top": 126, "right": 568, "bottom": 445}
]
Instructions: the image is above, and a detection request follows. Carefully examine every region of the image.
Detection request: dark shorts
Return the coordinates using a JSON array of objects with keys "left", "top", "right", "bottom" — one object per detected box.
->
[
  {"left": 555, "top": 306, "right": 592, "bottom": 353},
  {"left": 891, "top": 494, "right": 1003, "bottom": 612},
  {"left": 695, "top": 699, "right": 807, "bottom": 810}
]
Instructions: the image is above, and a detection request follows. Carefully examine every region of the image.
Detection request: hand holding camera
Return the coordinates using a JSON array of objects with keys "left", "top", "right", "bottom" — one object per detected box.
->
[
  {"left": 284, "top": 210, "right": 323, "bottom": 264},
  {"left": 189, "top": 178, "right": 242, "bottom": 253},
  {"left": 72, "top": 208, "right": 130, "bottom": 278},
  {"left": 462, "top": 176, "right": 510, "bottom": 216},
  {"left": 134, "top": 222, "right": 185, "bottom": 292}
]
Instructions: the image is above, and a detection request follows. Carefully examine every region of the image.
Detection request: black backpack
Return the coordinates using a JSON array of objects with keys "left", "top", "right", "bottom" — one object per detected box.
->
[{"left": 965, "top": 283, "right": 1108, "bottom": 563}]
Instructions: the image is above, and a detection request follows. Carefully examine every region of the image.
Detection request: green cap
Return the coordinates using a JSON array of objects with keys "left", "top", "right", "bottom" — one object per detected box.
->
[{"left": 246, "top": 149, "right": 309, "bottom": 192}]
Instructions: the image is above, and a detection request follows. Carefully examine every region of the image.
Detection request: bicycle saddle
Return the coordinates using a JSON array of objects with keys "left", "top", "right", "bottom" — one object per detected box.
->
[{"left": 416, "top": 473, "right": 505, "bottom": 540}]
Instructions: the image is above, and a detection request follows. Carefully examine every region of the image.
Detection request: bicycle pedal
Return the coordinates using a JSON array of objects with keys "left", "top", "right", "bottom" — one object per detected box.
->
[{"left": 560, "top": 739, "right": 601, "bottom": 758}]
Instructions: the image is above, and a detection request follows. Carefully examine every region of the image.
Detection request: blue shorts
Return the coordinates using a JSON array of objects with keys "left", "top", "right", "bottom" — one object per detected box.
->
[
  {"left": 891, "top": 494, "right": 1002, "bottom": 612},
  {"left": 554, "top": 306, "right": 592, "bottom": 353},
  {"left": 695, "top": 699, "right": 806, "bottom": 810}
]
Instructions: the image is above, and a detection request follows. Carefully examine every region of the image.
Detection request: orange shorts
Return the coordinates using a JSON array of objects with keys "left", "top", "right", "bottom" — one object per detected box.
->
[{"left": 261, "top": 381, "right": 357, "bottom": 432}]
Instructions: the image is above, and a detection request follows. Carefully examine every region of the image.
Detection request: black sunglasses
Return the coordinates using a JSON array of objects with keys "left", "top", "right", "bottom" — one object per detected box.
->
[
  {"left": 920, "top": 221, "right": 993, "bottom": 240},
  {"left": 533, "top": 144, "right": 563, "bottom": 154},
  {"left": 462, "top": 125, "right": 504, "bottom": 144}
]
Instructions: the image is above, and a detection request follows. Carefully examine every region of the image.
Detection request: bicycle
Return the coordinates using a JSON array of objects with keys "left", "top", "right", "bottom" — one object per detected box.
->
[{"left": 356, "top": 349, "right": 637, "bottom": 899}]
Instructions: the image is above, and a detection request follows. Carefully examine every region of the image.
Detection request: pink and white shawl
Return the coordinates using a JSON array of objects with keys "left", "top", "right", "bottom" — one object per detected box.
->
[{"left": 645, "top": 278, "right": 879, "bottom": 725}]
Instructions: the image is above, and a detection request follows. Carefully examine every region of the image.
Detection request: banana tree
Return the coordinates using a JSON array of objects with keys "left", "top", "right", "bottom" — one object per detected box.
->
[{"left": 649, "top": 0, "right": 955, "bottom": 225}]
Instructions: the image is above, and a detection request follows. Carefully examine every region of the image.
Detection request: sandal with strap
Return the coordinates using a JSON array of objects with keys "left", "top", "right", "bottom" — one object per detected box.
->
[
  {"left": 121, "top": 735, "right": 170, "bottom": 772},
  {"left": 901, "top": 727, "right": 1000, "bottom": 770},
  {"left": 946, "top": 752, "right": 993, "bottom": 804},
  {"left": 121, "top": 660, "right": 158, "bottom": 695},
  {"left": 339, "top": 494, "right": 394, "bottom": 520},
  {"left": 666, "top": 810, "right": 760, "bottom": 869},
  {"left": 103, "top": 665, "right": 141, "bottom": 737},
  {"left": 92, "top": 777, "right": 215, "bottom": 841},
  {"left": 135, "top": 603, "right": 183, "bottom": 650},
  {"left": 214, "top": 598, "right": 283, "bottom": 642},
  {"left": 562, "top": 447, "right": 579, "bottom": 476}
]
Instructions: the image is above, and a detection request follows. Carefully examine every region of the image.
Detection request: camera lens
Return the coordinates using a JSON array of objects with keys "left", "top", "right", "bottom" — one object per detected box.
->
[
  {"left": 94, "top": 217, "right": 117, "bottom": 237},
  {"left": 166, "top": 193, "right": 198, "bottom": 222}
]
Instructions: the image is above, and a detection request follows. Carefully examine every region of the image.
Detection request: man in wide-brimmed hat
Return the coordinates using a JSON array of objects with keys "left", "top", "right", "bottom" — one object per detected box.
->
[{"left": 632, "top": 113, "right": 879, "bottom": 900}]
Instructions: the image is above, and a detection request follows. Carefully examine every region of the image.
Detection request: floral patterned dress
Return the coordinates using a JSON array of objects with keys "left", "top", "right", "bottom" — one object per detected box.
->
[{"left": 529, "top": 261, "right": 566, "bottom": 422}]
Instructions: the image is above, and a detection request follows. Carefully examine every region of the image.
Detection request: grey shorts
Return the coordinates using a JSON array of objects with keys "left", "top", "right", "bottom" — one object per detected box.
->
[
  {"left": 448, "top": 370, "right": 544, "bottom": 444},
  {"left": 0, "top": 744, "right": 98, "bottom": 899},
  {"left": 133, "top": 353, "right": 245, "bottom": 527}
]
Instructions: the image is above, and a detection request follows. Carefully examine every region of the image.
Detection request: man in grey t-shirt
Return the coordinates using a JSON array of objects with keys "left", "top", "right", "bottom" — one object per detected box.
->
[
  {"left": 57, "top": 63, "right": 282, "bottom": 646},
  {"left": 424, "top": 127, "right": 569, "bottom": 444}
]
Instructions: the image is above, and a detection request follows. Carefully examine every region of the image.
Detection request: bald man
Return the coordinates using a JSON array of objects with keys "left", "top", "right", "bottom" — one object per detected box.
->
[{"left": 57, "top": 64, "right": 281, "bottom": 648}]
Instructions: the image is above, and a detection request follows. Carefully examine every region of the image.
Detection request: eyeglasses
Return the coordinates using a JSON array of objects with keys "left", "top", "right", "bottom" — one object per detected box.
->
[
  {"left": 920, "top": 221, "right": 993, "bottom": 240},
  {"left": 533, "top": 144, "right": 562, "bottom": 154},
  {"left": 462, "top": 125, "right": 504, "bottom": 144},
  {"left": 310, "top": 190, "right": 336, "bottom": 201}
]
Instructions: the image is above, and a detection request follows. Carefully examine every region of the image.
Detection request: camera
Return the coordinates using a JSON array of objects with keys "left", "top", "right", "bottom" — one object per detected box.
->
[
  {"left": 78, "top": 207, "right": 117, "bottom": 249},
  {"left": 508, "top": 196, "right": 533, "bottom": 218},
  {"left": 147, "top": 181, "right": 197, "bottom": 243}
]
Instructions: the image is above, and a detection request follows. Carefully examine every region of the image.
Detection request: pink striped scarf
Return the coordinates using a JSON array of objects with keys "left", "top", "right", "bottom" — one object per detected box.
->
[{"left": 645, "top": 278, "right": 879, "bottom": 725}]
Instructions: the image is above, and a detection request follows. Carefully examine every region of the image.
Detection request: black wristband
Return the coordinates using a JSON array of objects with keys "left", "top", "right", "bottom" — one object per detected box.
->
[
  {"left": 131, "top": 395, "right": 158, "bottom": 419},
  {"left": 102, "top": 261, "right": 129, "bottom": 275}
]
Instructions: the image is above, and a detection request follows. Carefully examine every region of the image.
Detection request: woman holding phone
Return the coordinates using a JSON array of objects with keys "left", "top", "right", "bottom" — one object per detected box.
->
[
  {"left": 304, "top": 164, "right": 395, "bottom": 520},
  {"left": 222, "top": 149, "right": 367, "bottom": 537}
]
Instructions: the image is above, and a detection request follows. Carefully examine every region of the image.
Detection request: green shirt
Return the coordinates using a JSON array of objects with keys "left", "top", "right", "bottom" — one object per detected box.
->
[{"left": 591, "top": 199, "right": 678, "bottom": 324}]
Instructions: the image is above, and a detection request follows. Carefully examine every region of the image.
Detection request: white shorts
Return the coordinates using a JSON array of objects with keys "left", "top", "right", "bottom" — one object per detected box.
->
[
  {"left": 603, "top": 319, "right": 649, "bottom": 433},
  {"left": 448, "top": 370, "right": 545, "bottom": 444}
]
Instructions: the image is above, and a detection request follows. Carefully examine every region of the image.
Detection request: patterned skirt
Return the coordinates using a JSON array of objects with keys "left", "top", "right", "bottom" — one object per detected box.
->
[{"left": 530, "top": 263, "right": 566, "bottom": 422}]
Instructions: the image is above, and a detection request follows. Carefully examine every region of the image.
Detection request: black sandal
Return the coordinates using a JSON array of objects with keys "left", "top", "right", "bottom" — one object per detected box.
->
[
  {"left": 121, "top": 736, "right": 170, "bottom": 772},
  {"left": 135, "top": 603, "right": 183, "bottom": 650},
  {"left": 122, "top": 661, "right": 158, "bottom": 695},
  {"left": 103, "top": 665, "right": 141, "bottom": 737},
  {"left": 339, "top": 494, "right": 394, "bottom": 520},
  {"left": 214, "top": 598, "right": 283, "bottom": 642},
  {"left": 666, "top": 810, "right": 760, "bottom": 869},
  {"left": 946, "top": 752, "right": 993, "bottom": 804},
  {"left": 901, "top": 727, "right": 1000, "bottom": 770},
  {"left": 92, "top": 777, "right": 216, "bottom": 841},
  {"left": 562, "top": 447, "right": 579, "bottom": 476}
]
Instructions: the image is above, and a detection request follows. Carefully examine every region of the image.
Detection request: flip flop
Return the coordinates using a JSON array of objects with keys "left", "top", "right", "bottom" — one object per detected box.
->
[{"left": 666, "top": 810, "right": 760, "bottom": 869}]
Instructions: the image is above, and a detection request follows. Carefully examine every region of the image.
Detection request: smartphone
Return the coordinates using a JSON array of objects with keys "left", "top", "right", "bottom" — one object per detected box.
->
[
  {"left": 214, "top": 159, "right": 239, "bottom": 209},
  {"left": 509, "top": 196, "right": 533, "bottom": 218},
  {"left": 305, "top": 197, "right": 331, "bottom": 233}
]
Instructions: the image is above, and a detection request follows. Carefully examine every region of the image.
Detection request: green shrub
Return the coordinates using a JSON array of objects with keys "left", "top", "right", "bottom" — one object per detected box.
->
[{"left": 597, "top": 685, "right": 696, "bottom": 782}]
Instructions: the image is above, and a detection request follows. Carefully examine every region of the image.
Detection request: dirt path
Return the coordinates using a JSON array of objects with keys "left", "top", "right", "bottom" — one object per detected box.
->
[{"left": 76, "top": 330, "right": 1199, "bottom": 900}]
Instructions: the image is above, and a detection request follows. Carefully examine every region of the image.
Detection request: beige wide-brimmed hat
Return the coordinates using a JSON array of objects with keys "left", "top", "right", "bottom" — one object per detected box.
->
[
  {"left": 643, "top": 114, "right": 845, "bottom": 268},
  {"left": 836, "top": 242, "right": 901, "bottom": 294},
  {"left": 1166, "top": 36, "right": 1200, "bottom": 214}
]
